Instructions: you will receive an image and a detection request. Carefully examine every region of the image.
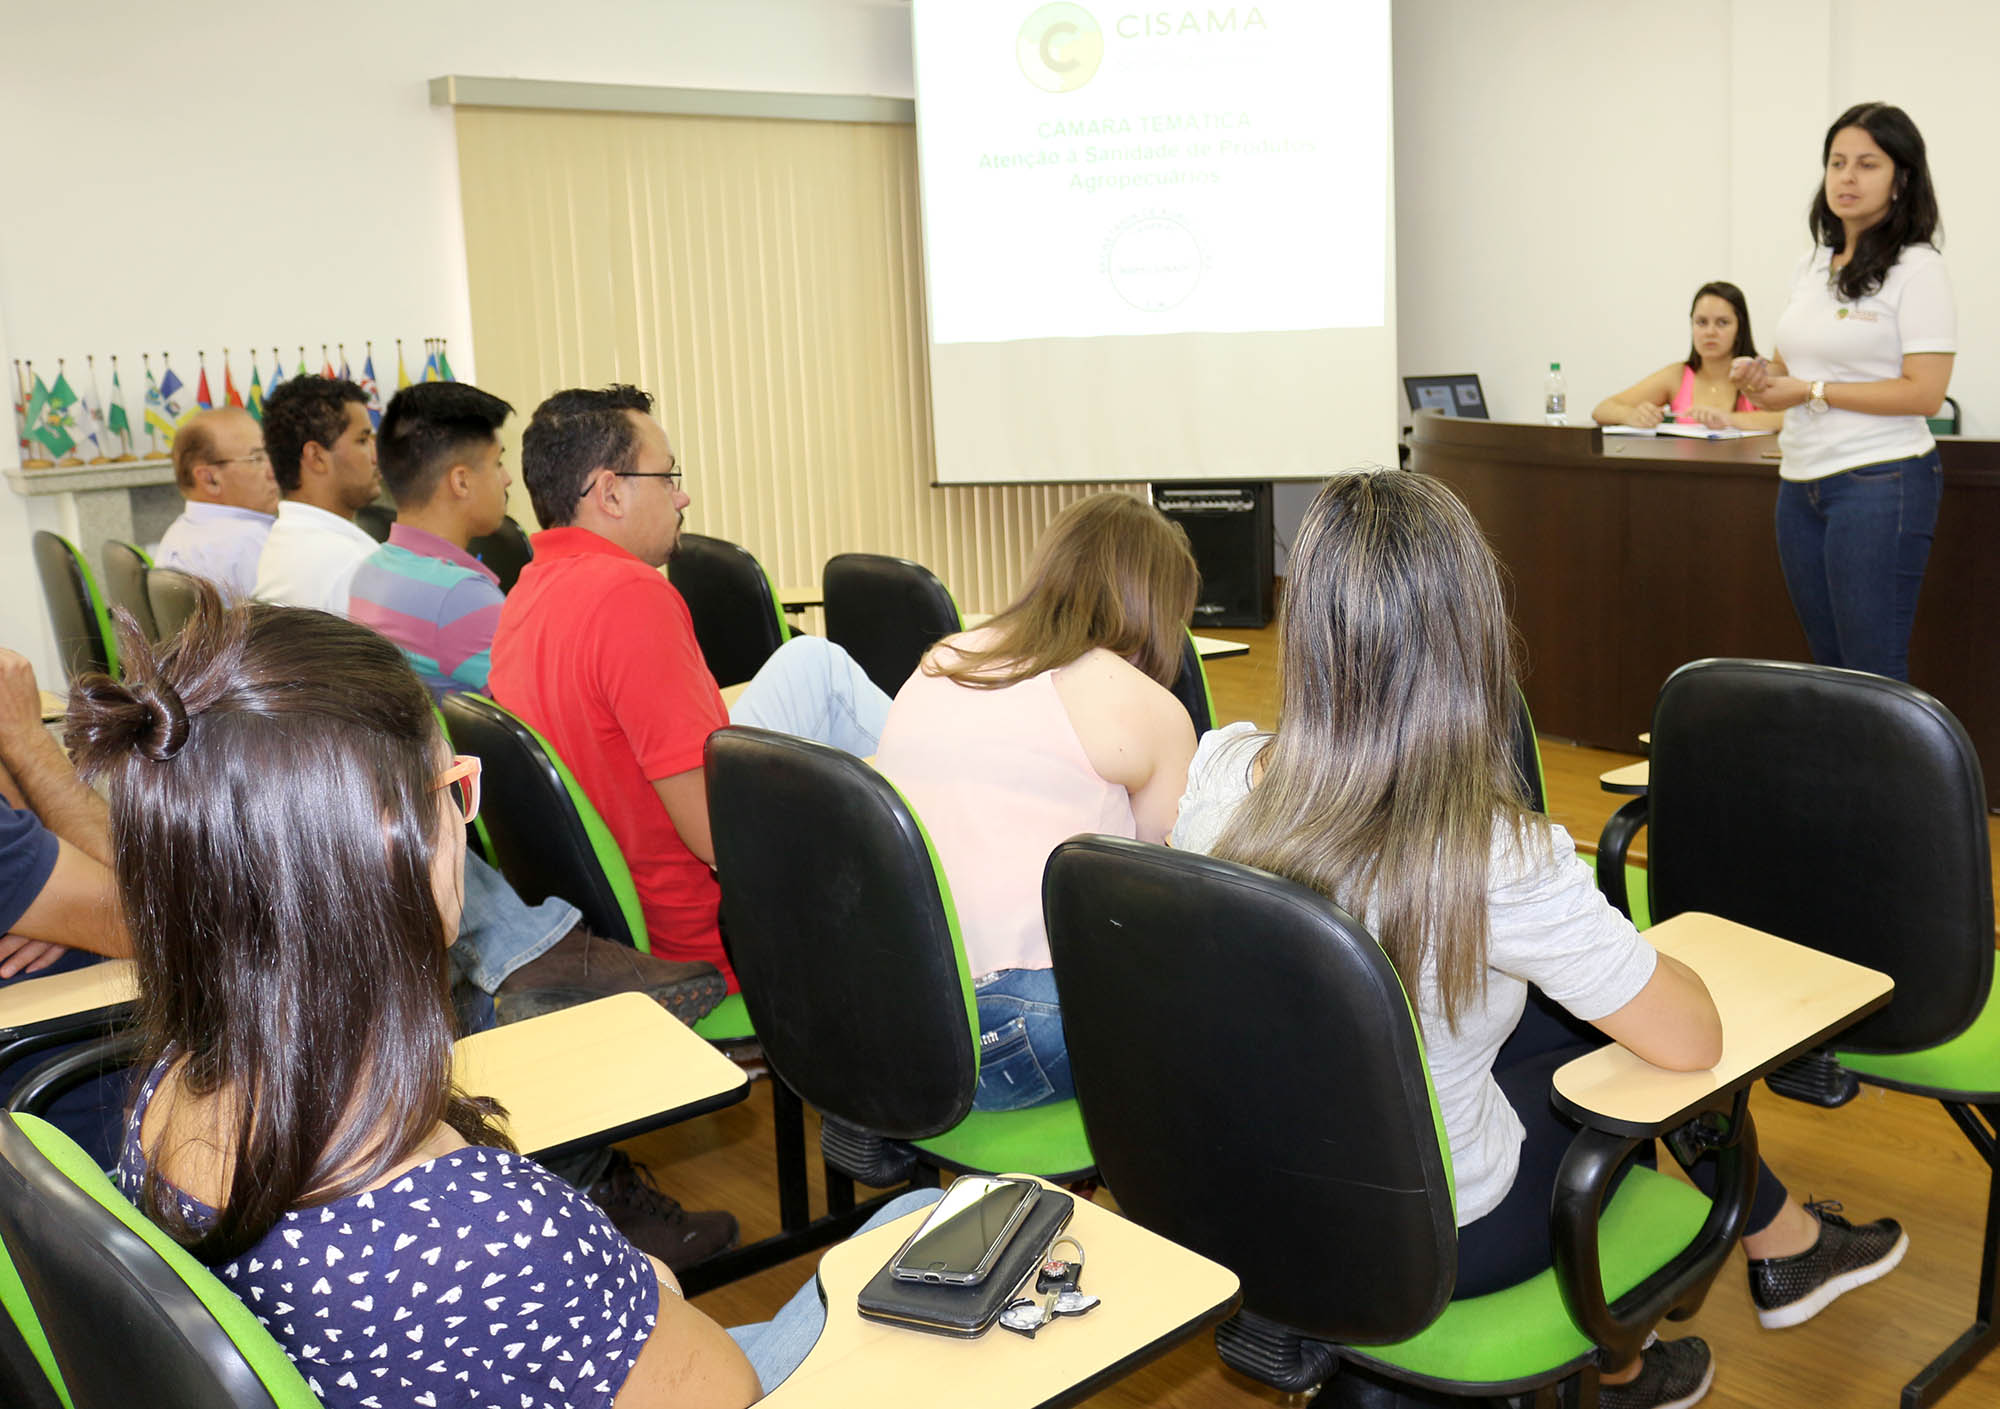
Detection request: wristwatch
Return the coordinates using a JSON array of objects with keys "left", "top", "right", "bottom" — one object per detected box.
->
[{"left": 1808, "top": 380, "right": 1830, "bottom": 414}]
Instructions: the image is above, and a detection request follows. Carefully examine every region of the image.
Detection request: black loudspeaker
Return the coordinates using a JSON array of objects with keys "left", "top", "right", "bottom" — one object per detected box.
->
[{"left": 1152, "top": 482, "right": 1275, "bottom": 628}]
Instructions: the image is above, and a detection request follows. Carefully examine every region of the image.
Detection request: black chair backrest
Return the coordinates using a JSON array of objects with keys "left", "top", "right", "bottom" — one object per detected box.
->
[
  {"left": 467, "top": 515, "right": 534, "bottom": 595},
  {"left": 99, "top": 541, "right": 159, "bottom": 644},
  {"left": 30, "top": 533, "right": 115, "bottom": 685},
  {"left": 821, "top": 552, "right": 962, "bottom": 698},
  {"left": 353, "top": 502, "right": 395, "bottom": 544},
  {"left": 1510, "top": 683, "right": 1547, "bottom": 814},
  {"left": 667, "top": 533, "right": 788, "bottom": 687},
  {"left": 0, "top": 1117, "right": 285, "bottom": 1409},
  {"left": 145, "top": 568, "right": 205, "bottom": 643},
  {"left": 706, "top": 727, "right": 977, "bottom": 1138},
  {"left": 1045, "top": 836, "right": 1455, "bottom": 1343},
  {"left": 1167, "top": 632, "right": 1213, "bottom": 734},
  {"left": 1648, "top": 659, "right": 1992, "bottom": 1052},
  {"left": 439, "top": 694, "right": 639, "bottom": 948}
]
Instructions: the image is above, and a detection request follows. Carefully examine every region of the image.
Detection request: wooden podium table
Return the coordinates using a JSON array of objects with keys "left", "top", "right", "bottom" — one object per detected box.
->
[{"left": 762, "top": 1184, "right": 1240, "bottom": 1408}]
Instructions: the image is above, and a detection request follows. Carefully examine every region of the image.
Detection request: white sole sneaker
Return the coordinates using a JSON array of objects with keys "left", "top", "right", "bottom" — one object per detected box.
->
[{"left": 1754, "top": 1227, "right": 1909, "bottom": 1329}]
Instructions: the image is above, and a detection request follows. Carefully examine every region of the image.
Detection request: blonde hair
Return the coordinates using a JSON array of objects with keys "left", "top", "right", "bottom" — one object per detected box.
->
[
  {"left": 1210, "top": 470, "right": 1545, "bottom": 1029},
  {"left": 931, "top": 492, "right": 1199, "bottom": 690}
]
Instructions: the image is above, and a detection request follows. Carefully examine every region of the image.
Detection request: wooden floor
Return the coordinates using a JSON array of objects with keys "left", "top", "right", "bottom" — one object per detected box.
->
[{"left": 629, "top": 623, "right": 2000, "bottom": 1408}]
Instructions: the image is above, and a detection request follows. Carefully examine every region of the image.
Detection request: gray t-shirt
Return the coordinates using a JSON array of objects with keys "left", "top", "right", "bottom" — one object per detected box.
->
[{"left": 1171, "top": 723, "right": 1659, "bottom": 1226}]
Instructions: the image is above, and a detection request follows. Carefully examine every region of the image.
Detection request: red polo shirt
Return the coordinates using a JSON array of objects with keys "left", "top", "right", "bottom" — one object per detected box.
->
[{"left": 488, "top": 527, "right": 735, "bottom": 987}]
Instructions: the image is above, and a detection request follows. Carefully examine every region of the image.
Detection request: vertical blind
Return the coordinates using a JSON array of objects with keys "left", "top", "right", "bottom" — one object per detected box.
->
[{"left": 452, "top": 105, "right": 1122, "bottom": 614}]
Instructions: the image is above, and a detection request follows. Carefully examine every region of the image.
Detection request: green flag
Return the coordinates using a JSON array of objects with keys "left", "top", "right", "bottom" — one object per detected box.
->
[
  {"left": 437, "top": 344, "right": 455, "bottom": 382},
  {"left": 28, "top": 374, "right": 75, "bottom": 460},
  {"left": 106, "top": 365, "right": 132, "bottom": 441}
]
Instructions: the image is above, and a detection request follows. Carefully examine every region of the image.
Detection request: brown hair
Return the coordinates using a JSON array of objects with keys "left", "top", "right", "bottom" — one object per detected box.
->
[
  {"left": 1209, "top": 471, "right": 1544, "bottom": 1030},
  {"left": 930, "top": 492, "right": 1198, "bottom": 690},
  {"left": 65, "top": 584, "right": 511, "bottom": 1263}
]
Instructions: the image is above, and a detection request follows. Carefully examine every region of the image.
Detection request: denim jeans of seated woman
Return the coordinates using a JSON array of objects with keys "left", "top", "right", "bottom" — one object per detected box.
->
[
  {"left": 972, "top": 967, "right": 1073, "bottom": 1112},
  {"left": 1775, "top": 449, "right": 1942, "bottom": 683}
]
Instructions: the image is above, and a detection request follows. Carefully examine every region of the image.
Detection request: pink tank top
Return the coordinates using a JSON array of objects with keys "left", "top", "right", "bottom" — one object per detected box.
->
[
  {"left": 1671, "top": 365, "right": 1755, "bottom": 417},
  {"left": 874, "top": 657, "right": 1136, "bottom": 976}
]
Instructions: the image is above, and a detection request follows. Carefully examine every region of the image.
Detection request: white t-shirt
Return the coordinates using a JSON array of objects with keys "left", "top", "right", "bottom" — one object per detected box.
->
[
  {"left": 1171, "top": 723, "right": 1659, "bottom": 1227},
  {"left": 1773, "top": 243, "right": 1954, "bottom": 482},
  {"left": 252, "top": 501, "right": 379, "bottom": 614}
]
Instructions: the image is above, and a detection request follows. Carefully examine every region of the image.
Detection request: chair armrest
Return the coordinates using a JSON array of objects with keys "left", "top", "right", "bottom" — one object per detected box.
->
[
  {"left": 4, "top": 1030, "right": 144, "bottom": 1119},
  {"left": 0, "top": 1002, "right": 138, "bottom": 1096},
  {"left": 1595, "top": 796, "right": 1648, "bottom": 920},
  {"left": 1550, "top": 1088, "right": 1758, "bottom": 1370}
]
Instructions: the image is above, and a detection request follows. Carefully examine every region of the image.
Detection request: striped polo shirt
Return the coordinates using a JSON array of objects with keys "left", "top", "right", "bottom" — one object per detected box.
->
[{"left": 347, "top": 523, "right": 505, "bottom": 698}]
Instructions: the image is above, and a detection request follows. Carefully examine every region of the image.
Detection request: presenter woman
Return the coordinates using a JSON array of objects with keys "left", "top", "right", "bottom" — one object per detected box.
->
[
  {"left": 1592, "top": 282, "right": 1783, "bottom": 431},
  {"left": 873, "top": 493, "right": 1198, "bottom": 1113},
  {"left": 1734, "top": 102, "right": 1954, "bottom": 682}
]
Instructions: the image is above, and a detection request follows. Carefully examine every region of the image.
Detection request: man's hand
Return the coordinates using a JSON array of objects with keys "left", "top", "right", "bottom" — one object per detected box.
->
[
  {"left": 0, "top": 933, "right": 68, "bottom": 979},
  {"left": 0, "top": 649, "right": 46, "bottom": 750}
]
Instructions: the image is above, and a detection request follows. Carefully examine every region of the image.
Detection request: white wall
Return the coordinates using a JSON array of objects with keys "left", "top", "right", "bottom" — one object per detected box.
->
[
  {"left": 0, "top": 0, "right": 914, "bottom": 680},
  {"left": 8, "top": 0, "right": 1993, "bottom": 666}
]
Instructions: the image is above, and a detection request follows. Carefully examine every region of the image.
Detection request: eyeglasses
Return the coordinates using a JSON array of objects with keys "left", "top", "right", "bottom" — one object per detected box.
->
[
  {"left": 205, "top": 449, "right": 272, "bottom": 469},
  {"left": 433, "top": 754, "right": 482, "bottom": 824},
  {"left": 615, "top": 467, "right": 683, "bottom": 490}
]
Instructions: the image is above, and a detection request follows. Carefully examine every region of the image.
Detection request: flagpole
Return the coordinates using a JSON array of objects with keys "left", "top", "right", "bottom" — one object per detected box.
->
[
  {"left": 11, "top": 360, "right": 28, "bottom": 466},
  {"left": 54, "top": 359, "right": 82, "bottom": 466},
  {"left": 85, "top": 355, "right": 111, "bottom": 463},
  {"left": 20, "top": 360, "right": 50, "bottom": 469}
]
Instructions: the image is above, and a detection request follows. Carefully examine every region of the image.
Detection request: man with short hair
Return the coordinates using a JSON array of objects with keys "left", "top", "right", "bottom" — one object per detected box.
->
[
  {"left": 348, "top": 381, "right": 514, "bottom": 697},
  {"left": 490, "top": 385, "right": 889, "bottom": 991},
  {"left": 156, "top": 408, "right": 280, "bottom": 602},
  {"left": 253, "top": 376, "right": 382, "bottom": 612}
]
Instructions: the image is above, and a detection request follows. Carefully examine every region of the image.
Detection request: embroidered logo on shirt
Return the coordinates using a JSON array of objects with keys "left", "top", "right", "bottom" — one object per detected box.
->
[{"left": 1836, "top": 308, "right": 1881, "bottom": 322}]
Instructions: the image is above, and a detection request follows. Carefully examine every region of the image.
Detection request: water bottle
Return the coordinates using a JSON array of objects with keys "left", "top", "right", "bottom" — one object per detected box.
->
[{"left": 1543, "top": 362, "right": 1567, "bottom": 426}]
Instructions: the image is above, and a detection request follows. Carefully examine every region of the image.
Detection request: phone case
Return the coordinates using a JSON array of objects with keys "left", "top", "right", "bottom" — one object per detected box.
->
[{"left": 856, "top": 1187, "right": 1076, "bottom": 1337}]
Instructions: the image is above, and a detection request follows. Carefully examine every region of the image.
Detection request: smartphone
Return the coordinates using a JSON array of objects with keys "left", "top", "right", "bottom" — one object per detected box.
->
[{"left": 889, "top": 1175, "right": 1041, "bottom": 1286}]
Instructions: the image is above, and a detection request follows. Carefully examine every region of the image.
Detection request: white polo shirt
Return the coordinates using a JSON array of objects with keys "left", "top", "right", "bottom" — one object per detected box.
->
[
  {"left": 252, "top": 501, "right": 380, "bottom": 614},
  {"left": 1773, "top": 243, "right": 1954, "bottom": 482},
  {"left": 155, "top": 502, "right": 275, "bottom": 603}
]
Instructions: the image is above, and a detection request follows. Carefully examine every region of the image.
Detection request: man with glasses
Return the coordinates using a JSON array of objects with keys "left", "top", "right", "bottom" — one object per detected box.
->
[
  {"left": 490, "top": 385, "right": 889, "bottom": 996},
  {"left": 156, "top": 408, "right": 280, "bottom": 602}
]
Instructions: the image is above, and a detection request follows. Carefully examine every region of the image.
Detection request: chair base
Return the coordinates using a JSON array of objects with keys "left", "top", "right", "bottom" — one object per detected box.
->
[
  {"left": 1894, "top": 1098, "right": 2000, "bottom": 1408},
  {"left": 1764, "top": 1048, "right": 1861, "bottom": 1108},
  {"left": 1900, "top": 1317, "right": 1999, "bottom": 1409}
]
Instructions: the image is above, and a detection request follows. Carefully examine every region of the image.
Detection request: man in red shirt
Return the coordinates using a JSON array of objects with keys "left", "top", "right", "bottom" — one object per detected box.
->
[{"left": 489, "top": 386, "right": 887, "bottom": 991}]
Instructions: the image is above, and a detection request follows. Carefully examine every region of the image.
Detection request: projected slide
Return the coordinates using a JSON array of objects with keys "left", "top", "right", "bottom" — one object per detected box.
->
[{"left": 915, "top": 2, "right": 1387, "bottom": 345}]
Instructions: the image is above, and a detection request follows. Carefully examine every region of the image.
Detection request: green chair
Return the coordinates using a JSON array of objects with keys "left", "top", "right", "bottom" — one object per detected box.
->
[
  {"left": 667, "top": 532, "right": 793, "bottom": 688},
  {"left": 704, "top": 727, "right": 1095, "bottom": 1189},
  {"left": 30, "top": 533, "right": 119, "bottom": 686},
  {"left": 98, "top": 540, "right": 158, "bottom": 644},
  {"left": 1597, "top": 658, "right": 1999, "bottom": 1408},
  {"left": 0, "top": 1111, "right": 320, "bottom": 1409},
  {"left": 1044, "top": 836, "right": 1757, "bottom": 1406}
]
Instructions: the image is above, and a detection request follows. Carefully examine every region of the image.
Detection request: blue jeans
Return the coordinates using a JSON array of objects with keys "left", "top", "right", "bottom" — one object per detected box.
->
[
  {"left": 449, "top": 852, "right": 580, "bottom": 996},
  {"left": 1775, "top": 450, "right": 1942, "bottom": 682},
  {"left": 728, "top": 1186, "right": 944, "bottom": 1392},
  {"left": 728, "top": 636, "right": 890, "bottom": 756},
  {"left": 972, "top": 967, "right": 1072, "bottom": 1112}
]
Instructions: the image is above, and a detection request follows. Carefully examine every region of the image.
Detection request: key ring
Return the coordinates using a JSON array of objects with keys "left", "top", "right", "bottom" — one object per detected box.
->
[{"left": 999, "top": 1235, "right": 1099, "bottom": 1338}]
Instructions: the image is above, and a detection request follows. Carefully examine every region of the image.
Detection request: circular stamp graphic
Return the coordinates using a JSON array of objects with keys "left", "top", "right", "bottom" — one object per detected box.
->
[
  {"left": 1102, "top": 213, "right": 1204, "bottom": 312},
  {"left": 1018, "top": 4, "right": 1104, "bottom": 93}
]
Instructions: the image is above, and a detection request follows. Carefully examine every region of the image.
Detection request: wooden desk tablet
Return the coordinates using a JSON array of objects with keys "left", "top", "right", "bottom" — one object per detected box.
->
[
  {"left": 1552, "top": 912, "right": 1893, "bottom": 1137},
  {"left": 761, "top": 1185, "right": 1241, "bottom": 1409},
  {"left": 452, "top": 992, "right": 750, "bottom": 1161},
  {"left": 1599, "top": 760, "right": 1650, "bottom": 794},
  {"left": 0, "top": 959, "right": 138, "bottom": 1031},
  {"left": 720, "top": 680, "right": 750, "bottom": 709},
  {"left": 39, "top": 690, "right": 65, "bottom": 724},
  {"left": 778, "top": 586, "right": 821, "bottom": 611}
]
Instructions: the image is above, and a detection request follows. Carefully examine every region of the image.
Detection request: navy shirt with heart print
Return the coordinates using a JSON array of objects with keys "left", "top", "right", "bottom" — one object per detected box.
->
[{"left": 116, "top": 1059, "right": 660, "bottom": 1409}]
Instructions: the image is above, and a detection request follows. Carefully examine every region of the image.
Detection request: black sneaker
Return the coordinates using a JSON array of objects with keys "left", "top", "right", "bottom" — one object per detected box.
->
[
  {"left": 1599, "top": 1336, "right": 1713, "bottom": 1409},
  {"left": 587, "top": 1149, "right": 739, "bottom": 1271},
  {"left": 1749, "top": 1199, "right": 1907, "bottom": 1329}
]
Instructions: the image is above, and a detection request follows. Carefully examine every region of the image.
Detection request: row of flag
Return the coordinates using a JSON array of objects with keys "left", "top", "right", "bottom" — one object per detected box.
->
[{"left": 12, "top": 340, "right": 458, "bottom": 467}]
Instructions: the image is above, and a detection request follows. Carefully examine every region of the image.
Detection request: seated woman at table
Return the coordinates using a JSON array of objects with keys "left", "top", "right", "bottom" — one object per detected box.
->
[
  {"left": 1593, "top": 281, "right": 1784, "bottom": 432},
  {"left": 66, "top": 585, "right": 934, "bottom": 1408},
  {"left": 1172, "top": 471, "right": 1902, "bottom": 1408},
  {"left": 874, "top": 492, "right": 1198, "bottom": 1113}
]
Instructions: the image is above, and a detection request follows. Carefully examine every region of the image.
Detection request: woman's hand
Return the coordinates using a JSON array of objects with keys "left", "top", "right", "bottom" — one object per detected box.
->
[
  {"left": 1746, "top": 376, "right": 1810, "bottom": 412},
  {"left": 1620, "top": 401, "right": 1666, "bottom": 428},
  {"left": 1685, "top": 405, "right": 1734, "bottom": 430}
]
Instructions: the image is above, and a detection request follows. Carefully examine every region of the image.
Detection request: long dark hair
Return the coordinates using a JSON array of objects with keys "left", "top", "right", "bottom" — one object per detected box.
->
[
  {"left": 930, "top": 492, "right": 1198, "bottom": 690},
  {"left": 1684, "top": 281, "right": 1758, "bottom": 372},
  {"left": 1810, "top": 102, "right": 1940, "bottom": 302},
  {"left": 66, "top": 585, "right": 511, "bottom": 1264},
  {"left": 1210, "top": 471, "right": 1544, "bottom": 1030}
]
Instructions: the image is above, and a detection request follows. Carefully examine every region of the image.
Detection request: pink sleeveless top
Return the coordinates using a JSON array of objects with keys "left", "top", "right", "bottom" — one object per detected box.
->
[
  {"left": 874, "top": 656, "right": 1136, "bottom": 976},
  {"left": 1671, "top": 365, "right": 1755, "bottom": 417}
]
